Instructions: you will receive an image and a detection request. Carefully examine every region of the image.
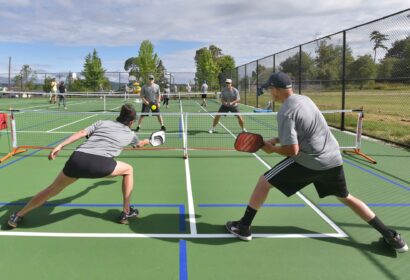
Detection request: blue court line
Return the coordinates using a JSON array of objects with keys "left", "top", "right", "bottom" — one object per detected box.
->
[
  {"left": 319, "top": 203, "right": 410, "bottom": 207},
  {"left": 178, "top": 117, "right": 183, "bottom": 138},
  {"left": 198, "top": 203, "right": 410, "bottom": 208},
  {"left": 343, "top": 158, "right": 410, "bottom": 191},
  {"left": 198, "top": 203, "right": 305, "bottom": 207},
  {"left": 0, "top": 139, "right": 64, "bottom": 170},
  {"left": 179, "top": 240, "right": 188, "bottom": 280},
  {"left": 0, "top": 202, "right": 186, "bottom": 232}
]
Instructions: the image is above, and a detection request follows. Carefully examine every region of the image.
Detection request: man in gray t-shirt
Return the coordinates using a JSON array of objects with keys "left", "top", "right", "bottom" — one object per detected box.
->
[
  {"left": 208, "top": 79, "right": 246, "bottom": 133},
  {"left": 135, "top": 74, "right": 166, "bottom": 132},
  {"left": 225, "top": 72, "right": 408, "bottom": 253}
]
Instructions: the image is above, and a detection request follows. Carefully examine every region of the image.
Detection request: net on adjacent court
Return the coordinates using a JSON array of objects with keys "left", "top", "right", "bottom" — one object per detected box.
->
[
  {"left": 1, "top": 109, "right": 371, "bottom": 163},
  {"left": 0, "top": 91, "right": 222, "bottom": 113},
  {"left": 0, "top": 91, "right": 133, "bottom": 112}
]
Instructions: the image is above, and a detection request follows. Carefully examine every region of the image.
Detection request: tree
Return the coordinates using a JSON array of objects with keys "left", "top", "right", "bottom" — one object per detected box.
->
[
  {"left": 13, "top": 65, "right": 37, "bottom": 91},
  {"left": 380, "top": 36, "right": 410, "bottom": 81},
  {"left": 377, "top": 57, "right": 399, "bottom": 80},
  {"left": 385, "top": 36, "right": 410, "bottom": 59},
  {"left": 124, "top": 40, "right": 161, "bottom": 84},
  {"left": 156, "top": 60, "right": 167, "bottom": 87},
  {"left": 216, "top": 55, "right": 235, "bottom": 84},
  {"left": 195, "top": 48, "right": 219, "bottom": 89},
  {"left": 370, "top": 31, "right": 389, "bottom": 63},
  {"left": 82, "top": 49, "right": 110, "bottom": 91},
  {"left": 347, "top": 54, "right": 376, "bottom": 89},
  {"left": 315, "top": 41, "right": 342, "bottom": 81},
  {"left": 280, "top": 51, "right": 317, "bottom": 80},
  {"left": 42, "top": 76, "right": 54, "bottom": 92},
  {"left": 315, "top": 41, "right": 354, "bottom": 81},
  {"left": 391, "top": 42, "right": 410, "bottom": 79},
  {"left": 195, "top": 45, "right": 235, "bottom": 90}
]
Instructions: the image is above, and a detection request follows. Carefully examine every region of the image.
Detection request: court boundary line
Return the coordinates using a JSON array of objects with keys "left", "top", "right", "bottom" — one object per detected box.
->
[{"left": 0, "top": 232, "right": 346, "bottom": 238}]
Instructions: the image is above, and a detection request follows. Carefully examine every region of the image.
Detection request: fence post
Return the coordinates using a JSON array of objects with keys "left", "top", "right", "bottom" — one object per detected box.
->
[
  {"left": 341, "top": 30, "right": 346, "bottom": 131},
  {"left": 298, "top": 45, "right": 302, "bottom": 95},
  {"left": 244, "top": 64, "right": 247, "bottom": 105},
  {"left": 256, "top": 60, "right": 259, "bottom": 108}
]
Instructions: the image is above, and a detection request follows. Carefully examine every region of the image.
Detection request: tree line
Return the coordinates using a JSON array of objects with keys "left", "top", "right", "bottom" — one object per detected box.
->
[
  {"left": 253, "top": 34, "right": 410, "bottom": 90},
  {"left": 11, "top": 40, "right": 236, "bottom": 93}
]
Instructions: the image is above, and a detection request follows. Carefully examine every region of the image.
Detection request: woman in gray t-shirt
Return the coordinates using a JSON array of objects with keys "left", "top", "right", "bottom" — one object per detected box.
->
[{"left": 7, "top": 104, "right": 150, "bottom": 229}]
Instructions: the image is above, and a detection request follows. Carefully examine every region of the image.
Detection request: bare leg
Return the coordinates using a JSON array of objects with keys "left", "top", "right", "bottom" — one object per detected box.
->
[
  {"left": 157, "top": 115, "right": 164, "bottom": 126},
  {"left": 236, "top": 115, "right": 245, "bottom": 130},
  {"left": 248, "top": 175, "right": 271, "bottom": 210},
  {"left": 137, "top": 116, "right": 145, "bottom": 127},
  {"left": 212, "top": 115, "right": 221, "bottom": 128},
  {"left": 17, "top": 172, "right": 77, "bottom": 217},
  {"left": 108, "top": 161, "right": 134, "bottom": 213},
  {"left": 337, "top": 194, "right": 375, "bottom": 222}
]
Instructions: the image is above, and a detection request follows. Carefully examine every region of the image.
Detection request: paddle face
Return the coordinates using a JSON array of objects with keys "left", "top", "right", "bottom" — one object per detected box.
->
[
  {"left": 149, "top": 130, "right": 165, "bottom": 146},
  {"left": 234, "top": 132, "right": 264, "bottom": 153}
]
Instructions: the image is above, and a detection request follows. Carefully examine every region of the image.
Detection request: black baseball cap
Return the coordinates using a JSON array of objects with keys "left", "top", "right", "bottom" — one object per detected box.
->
[{"left": 261, "top": 72, "right": 292, "bottom": 89}]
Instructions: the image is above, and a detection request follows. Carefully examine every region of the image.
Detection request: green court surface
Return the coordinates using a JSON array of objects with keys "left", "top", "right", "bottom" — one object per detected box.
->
[{"left": 0, "top": 97, "right": 409, "bottom": 280}]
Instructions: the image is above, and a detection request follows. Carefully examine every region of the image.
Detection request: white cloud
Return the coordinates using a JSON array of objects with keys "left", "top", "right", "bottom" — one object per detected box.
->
[{"left": 0, "top": 0, "right": 408, "bottom": 72}]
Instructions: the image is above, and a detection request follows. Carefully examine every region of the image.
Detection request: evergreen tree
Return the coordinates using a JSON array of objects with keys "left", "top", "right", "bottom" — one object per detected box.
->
[
  {"left": 82, "top": 49, "right": 110, "bottom": 91},
  {"left": 370, "top": 31, "right": 389, "bottom": 63},
  {"left": 124, "top": 40, "right": 161, "bottom": 84}
]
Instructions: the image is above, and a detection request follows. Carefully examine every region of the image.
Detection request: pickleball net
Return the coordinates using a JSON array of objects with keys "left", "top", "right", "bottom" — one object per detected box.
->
[{"left": 0, "top": 109, "right": 375, "bottom": 163}]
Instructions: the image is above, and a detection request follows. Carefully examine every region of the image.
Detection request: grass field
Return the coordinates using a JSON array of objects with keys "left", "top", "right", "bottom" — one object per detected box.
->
[{"left": 241, "top": 89, "right": 410, "bottom": 146}]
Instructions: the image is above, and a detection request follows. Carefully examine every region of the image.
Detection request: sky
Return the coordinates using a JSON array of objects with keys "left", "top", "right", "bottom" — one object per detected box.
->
[{"left": 0, "top": 0, "right": 409, "bottom": 75}]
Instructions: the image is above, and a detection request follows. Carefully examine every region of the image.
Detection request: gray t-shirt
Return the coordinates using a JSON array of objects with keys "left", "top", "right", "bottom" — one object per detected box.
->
[
  {"left": 141, "top": 83, "right": 160, "bottom": 103},
  {"left": 163, "top": 88, "right": 170, "bottom": 98},
  {"left": 221, "top": 87, "right": 240, "bottom": 107},
  {"left": 76, "top": 120, "right": 139, "bottom": 158},
  {"left": 201, "top": 83, "right": 208, "bottom": 93},
  {"left": 277, "top": 94, "right": 343, "bottom": 170}
]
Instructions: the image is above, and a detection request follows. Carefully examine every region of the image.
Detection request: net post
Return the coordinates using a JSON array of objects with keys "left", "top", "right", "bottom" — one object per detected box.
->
[
  {"left": 0, "top": 108, "right": 27, "bottom": 163},
  {"left": 342, "top": 109, "right": 377, "bottom": 164},
  {"left": 183, "top": 112, "right": 188, "bottom": 159}
]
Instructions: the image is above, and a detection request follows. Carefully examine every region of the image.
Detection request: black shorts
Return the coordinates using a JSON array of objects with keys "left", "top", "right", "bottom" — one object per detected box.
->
[
  {"left": 141, "top": 103, "right": 160, "bottom": 116},
  {"left": 264, "top": 157, "right": 348, "bottom": 198},
  {"left": 218, "top": 105, "right": 239, "bottom": 113},
  {"left": 201, "top": 94, "right": 207, "bottom": 98},
  {"left": 63, "top": 151, "right": 117, "bottom": 179}
]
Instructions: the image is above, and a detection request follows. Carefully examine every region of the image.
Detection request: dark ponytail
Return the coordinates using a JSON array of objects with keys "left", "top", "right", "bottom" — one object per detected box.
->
[{"left": 116, "top": 104, "right": 137, "bottom": 125}]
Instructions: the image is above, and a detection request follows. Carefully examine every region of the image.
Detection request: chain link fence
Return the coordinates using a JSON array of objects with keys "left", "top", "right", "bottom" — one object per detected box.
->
[{"left": 223, "top": 9, "right": 410, "bottom": 147}]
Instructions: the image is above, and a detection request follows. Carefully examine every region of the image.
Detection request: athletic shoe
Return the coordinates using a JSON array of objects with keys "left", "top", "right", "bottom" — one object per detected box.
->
[
  {"left": 8, "top": 213, "right": 23, "bottom": 228},
  {"left": 208, "top": 128, "right": 214, "bottom": 134},
  {"left": 383, "top": 230, "right": 408, "bottom": 253},
  {"left": 242, "top": 128, "right": 247, "bottom": 133},
  {"left": 226, "top": 220, "right": 252, "bottom": 241},
  {"left": 161, "top": 125, "right": 166, "bottom": 131},
  {"left": 119, "top": 207, "right": 139, "bottom": 225},
  {"left": 135, "top": 126, "right": 140, "bottom": 132}
]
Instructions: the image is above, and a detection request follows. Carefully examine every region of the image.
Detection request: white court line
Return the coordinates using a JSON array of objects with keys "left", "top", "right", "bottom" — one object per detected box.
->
[
  {"left": 47, "top": 114, "right": 98, "bottom": 132},
  {"left": 0, "top": 232, "right": 344, "bottom": 239},
  {"left": 180, "top": 101, "right": 198, "bottom": 235}
]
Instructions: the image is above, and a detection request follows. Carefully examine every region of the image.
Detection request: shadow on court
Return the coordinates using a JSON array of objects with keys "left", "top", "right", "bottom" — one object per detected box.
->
[
  {"left": 0, "top": 180, "right": 116, "bottom": 230},
  {"left": 343, "top": 155, "right": 410, "bottom": 185}
]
